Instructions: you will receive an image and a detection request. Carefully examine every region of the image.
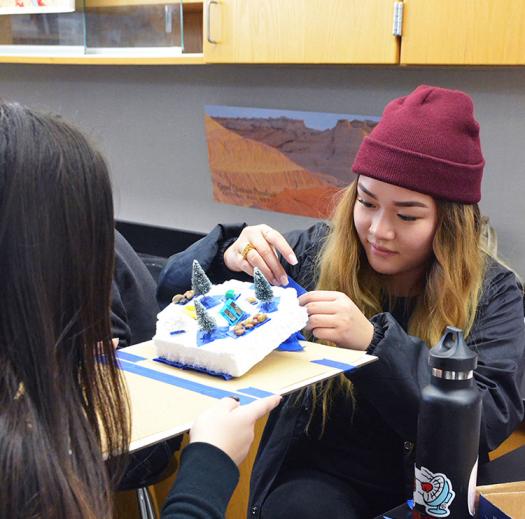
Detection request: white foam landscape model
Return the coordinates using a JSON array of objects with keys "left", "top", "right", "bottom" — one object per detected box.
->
[{"left": 154, "top": 279, "right": 308, "bottom": 378}]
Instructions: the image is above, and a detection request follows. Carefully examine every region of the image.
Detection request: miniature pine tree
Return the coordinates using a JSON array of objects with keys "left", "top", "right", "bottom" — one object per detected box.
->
[
  {"left": 253, "top": 267, "right": 274, "bottom": 302},
  {"left": 192, "top": 260, "right": 212, "bottom": 296},
  {"left": 195, "top": 299, "right": 216, "bottom": 332}
]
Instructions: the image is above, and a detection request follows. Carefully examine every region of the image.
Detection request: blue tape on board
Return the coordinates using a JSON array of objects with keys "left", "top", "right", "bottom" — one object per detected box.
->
[
  {"left": 311, "top": 358, "right": 355, "bottom": 372},
  {"left": 117, "top": 359, "right": 255, "bottom": 404},
  {"left": 115, "top": 351, "right": 147, "bottom": 363},
  {"left": 236, "top": 387, "right": 275, "bottom": 398},
  {"left": 154, "top": 356, "right": 233, "bottom": 380}
]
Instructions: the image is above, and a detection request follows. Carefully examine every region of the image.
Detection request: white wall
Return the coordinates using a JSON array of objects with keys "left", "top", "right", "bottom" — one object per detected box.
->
[{"left": 1, "top": 64, "right": 524, "bottom": 274}]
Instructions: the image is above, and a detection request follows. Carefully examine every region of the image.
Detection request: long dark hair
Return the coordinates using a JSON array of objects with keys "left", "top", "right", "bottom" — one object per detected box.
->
[{"left": 0, "top": 102, "right": 130, "bottom": 518}]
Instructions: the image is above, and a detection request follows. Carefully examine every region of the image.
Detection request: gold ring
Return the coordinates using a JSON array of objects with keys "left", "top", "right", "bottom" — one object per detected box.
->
[{"left": 241, "top": 242, "right": 256, "bottom": 260}]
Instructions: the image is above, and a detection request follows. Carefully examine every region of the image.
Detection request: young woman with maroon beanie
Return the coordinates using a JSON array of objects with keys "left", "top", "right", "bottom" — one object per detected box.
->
[{"left": 158, "top": 85, "right": 525, "bottom": 518}]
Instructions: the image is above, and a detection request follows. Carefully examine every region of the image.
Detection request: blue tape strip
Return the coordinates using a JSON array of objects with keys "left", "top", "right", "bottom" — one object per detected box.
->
[
  {"left": 311, "top": 358, "right": 355, "bottom": 372},
  {"left": 116, "top": 351, "right": 147, "bottom": 363},
  {"left": 236, "top": 387, "right": 275, "bottom": 398},
  {"left": 154, "top": 356, "right": 233, "bottom": 380},
  {"left": 118, "top": 359, "right": 256, "bottom": 405}
]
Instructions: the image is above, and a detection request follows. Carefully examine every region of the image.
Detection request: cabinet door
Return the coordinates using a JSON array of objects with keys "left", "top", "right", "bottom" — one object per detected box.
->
[
  {"left": 204, "top": 0, "right": 399, "bottom": 64},
  {"left": 401, "top": 0, "right": 525, "bottom": 65}
]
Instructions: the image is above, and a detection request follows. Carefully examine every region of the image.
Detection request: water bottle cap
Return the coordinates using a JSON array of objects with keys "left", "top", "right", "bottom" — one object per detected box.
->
[{"left": 429, "top": 326, "right": 477, "bottom": 372}]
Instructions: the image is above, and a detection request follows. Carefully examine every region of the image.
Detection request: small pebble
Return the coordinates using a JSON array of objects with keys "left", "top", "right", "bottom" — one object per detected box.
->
[{"left": 172, "top": 294, "right": 184, "bottom": 303}]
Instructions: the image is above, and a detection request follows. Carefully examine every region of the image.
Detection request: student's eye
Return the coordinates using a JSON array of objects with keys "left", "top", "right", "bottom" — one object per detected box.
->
[
  {"left": 398, "top": 214, "right": 418, "bottom": 222},
  {"left": 357, "top": 198, "right": 374, "bottom": 208}
]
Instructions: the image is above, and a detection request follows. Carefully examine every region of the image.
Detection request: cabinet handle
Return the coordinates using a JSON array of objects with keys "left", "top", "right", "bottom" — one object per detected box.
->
[{"left": 206, "top": 0, "right": 219, "bottom": 44}]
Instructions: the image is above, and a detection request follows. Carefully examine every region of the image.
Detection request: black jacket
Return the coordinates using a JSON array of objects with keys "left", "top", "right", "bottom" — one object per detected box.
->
[
  {"left": 111, "top": 231, "right": 160, "bottom": 347},
  {"left": 157, "top": 223, "right": 525, "bottom": 518}
]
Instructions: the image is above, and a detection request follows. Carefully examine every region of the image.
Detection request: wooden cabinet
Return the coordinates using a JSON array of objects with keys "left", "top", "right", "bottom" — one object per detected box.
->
[
  {"left": 400, "top": 0, "right": 525, "bottom": 65},
  {"left": 203, "top": 0, "right": 399, "bottom": 64},
  {"left": 3, "top": 0, "right": 525, "bottom": 66}
]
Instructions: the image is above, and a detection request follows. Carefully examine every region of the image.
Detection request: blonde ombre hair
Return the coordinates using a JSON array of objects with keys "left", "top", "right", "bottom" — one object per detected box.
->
[{"left": 306, "top": 179, "right": 487, "bottom": 433}]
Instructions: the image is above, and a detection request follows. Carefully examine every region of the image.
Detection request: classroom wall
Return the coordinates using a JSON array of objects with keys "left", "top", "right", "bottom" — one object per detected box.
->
[{"left": 1, "top": 65, "right": 524, "bottom": 275}]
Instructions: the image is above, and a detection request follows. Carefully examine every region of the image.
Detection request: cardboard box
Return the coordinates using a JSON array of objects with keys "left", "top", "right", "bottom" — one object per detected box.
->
[{"left": 477, "top": 481, "right": 525, "bottom": 518}]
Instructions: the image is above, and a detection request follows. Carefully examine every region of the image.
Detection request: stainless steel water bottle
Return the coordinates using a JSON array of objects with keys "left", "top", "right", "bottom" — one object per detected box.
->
[{"left": 413, "top": 326, "right": 482, "bottom": 518}]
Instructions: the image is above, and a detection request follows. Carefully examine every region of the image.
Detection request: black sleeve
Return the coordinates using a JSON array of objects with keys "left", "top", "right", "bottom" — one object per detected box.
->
[
  {"left": 349, "top": 265, "right": 525, "bottom": 457},
  {"left": 111, "top": 231, "right": 159, "bottom": 347},
  {"left": 161, "top": 442, "right": 239, "bottom": 519}
]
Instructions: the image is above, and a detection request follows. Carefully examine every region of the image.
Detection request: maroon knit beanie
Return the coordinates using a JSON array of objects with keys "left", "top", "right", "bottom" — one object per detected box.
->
[{"left": 352, "top": 85, "right": 485, "bottom": 203}]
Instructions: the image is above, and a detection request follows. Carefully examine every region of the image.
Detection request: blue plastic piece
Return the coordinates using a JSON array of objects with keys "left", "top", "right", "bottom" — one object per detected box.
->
[
  {"left": 259, "top": 296, "right": 280, "bottom": 313},
  {"left": 283, "top": 276, "right": 307, "bottom": 296},
  {"left": 219, "top": 299, "right": 247, "bottom": 325},
  {"left": 276, "top": 331, "right": 305, "bottom": 351},
  {"left": 196, "top": 326, "right": 229, "bottom": 346},
  {"left": 199, "top": 294, "right": 223, "bottom": 309}
]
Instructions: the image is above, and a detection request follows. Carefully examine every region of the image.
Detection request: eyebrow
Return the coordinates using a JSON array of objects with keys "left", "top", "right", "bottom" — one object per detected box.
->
[{"left": 357, "top": 183, "right": 429, "bottom": 208}]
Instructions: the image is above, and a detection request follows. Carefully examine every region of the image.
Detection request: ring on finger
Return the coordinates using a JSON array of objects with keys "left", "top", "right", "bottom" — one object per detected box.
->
[{"left": 241, "top": 242, "right": 256, "bottom": 261}]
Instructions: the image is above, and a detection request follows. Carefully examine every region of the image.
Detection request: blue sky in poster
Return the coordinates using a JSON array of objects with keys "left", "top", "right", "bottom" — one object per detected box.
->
[{"left": 205, "top": 105, "right": 380, "bottom": 131}]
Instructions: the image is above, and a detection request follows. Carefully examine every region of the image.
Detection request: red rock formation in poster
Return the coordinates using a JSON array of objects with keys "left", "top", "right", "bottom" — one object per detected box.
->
[{"left": 205, "top": 113, "right": 376, "bottom": 218}]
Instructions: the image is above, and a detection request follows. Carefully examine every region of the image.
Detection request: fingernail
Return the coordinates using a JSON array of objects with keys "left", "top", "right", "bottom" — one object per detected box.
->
[
  {"left": 287, "top": 253, "right": 298, "bottom": 265},
  {"left": 280, "top": 275, "right": 288, "bottom": 286}
]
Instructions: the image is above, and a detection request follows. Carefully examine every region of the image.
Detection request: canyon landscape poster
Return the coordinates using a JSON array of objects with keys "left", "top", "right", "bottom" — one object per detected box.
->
[{"left": 204, "top": 105, "right": 379, "bottom": 218}]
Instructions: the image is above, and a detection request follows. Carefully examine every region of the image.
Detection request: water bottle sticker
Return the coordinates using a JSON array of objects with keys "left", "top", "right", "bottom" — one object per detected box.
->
[
  {"left": 467, "top": 458, "right": 478, "bottom": 516},
  {"left": 414, "top": 466, "right": 456, "bottom": 517}
]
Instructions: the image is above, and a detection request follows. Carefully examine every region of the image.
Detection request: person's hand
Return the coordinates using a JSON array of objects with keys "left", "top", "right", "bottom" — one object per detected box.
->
[
  {"left": 189, "top": 394, "right": 282, "bottom": 466},
  {"left": 299, "top": 291, "right": 374, "bottom": 351},
  {"left": 224, "top": 225, "right": 297, "bottom": 286}
]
